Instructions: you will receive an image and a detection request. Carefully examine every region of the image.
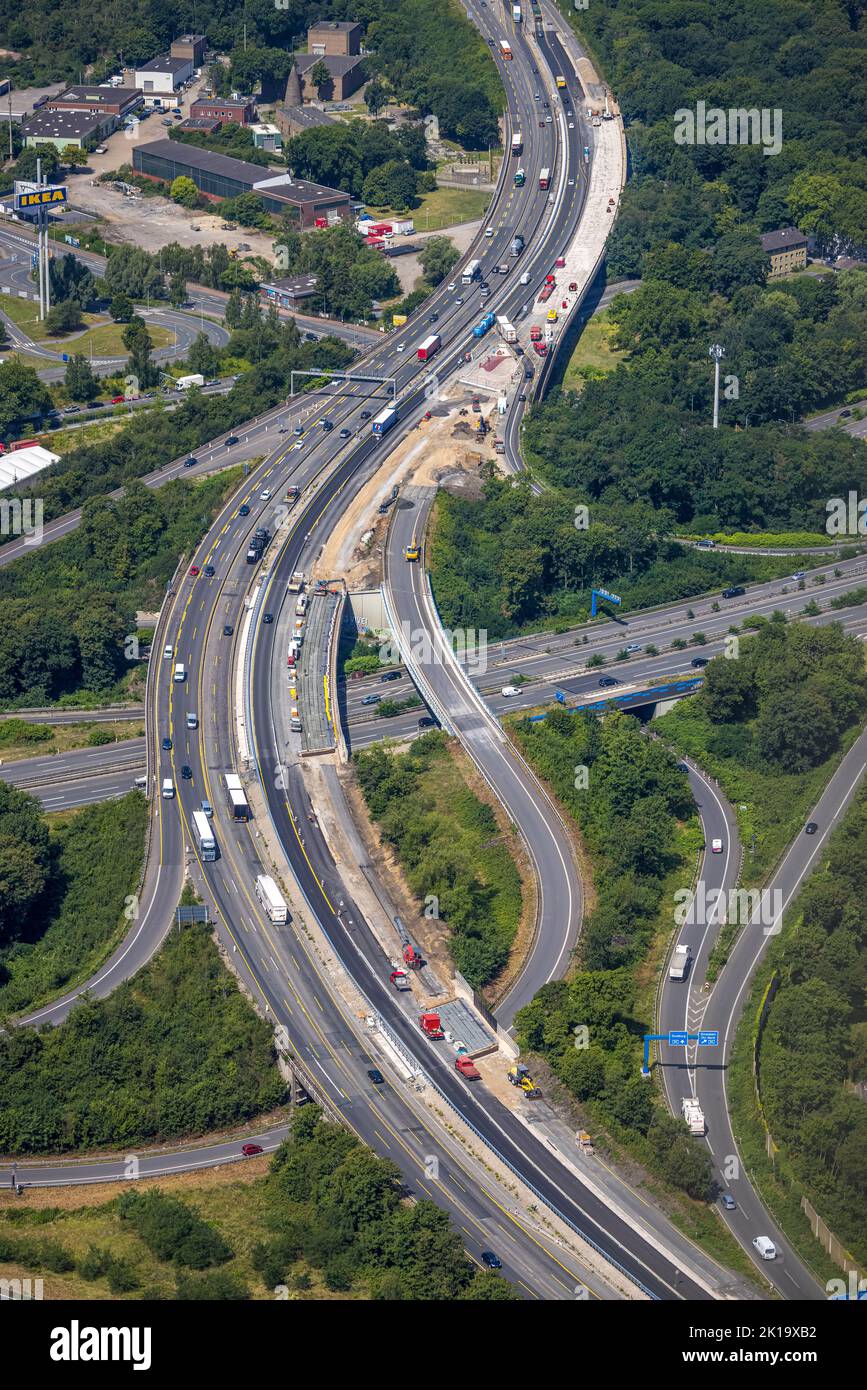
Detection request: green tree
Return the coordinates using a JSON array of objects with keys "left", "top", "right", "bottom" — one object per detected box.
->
[
  {"left": 0, "top": 359, "right": 52, "bottom": 436},
  {"left": 44, "top": 299, "right": 83, "bottom": 334},
  {"left": 420, "top": 235, "right": 459, "bottom": 286},
  {"left": 109, "top": 293, "right": 135, "bottom": 322},
  {"left": 64, "top": 353, "right": 99, "bottom": 402},
  {"left": 170, "top": 175, "right": 199, "bottom": 209},
  {"left": 309, "top": 59, "right": 332, "bottom": 98}
]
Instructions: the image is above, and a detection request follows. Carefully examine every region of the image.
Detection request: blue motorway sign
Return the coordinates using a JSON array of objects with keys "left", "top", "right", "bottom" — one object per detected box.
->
[
  {"left": 668, "top": 1031, "right": 689, "bottom": 1046},
  {"left": 698, "top": 1030, "right": 719, "bottom": 1046}
]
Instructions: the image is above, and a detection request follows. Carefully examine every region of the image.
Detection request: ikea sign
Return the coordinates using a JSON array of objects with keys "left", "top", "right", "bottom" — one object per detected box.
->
[{"left": 14, "top": 185, "right": 68, "bottom": 210}]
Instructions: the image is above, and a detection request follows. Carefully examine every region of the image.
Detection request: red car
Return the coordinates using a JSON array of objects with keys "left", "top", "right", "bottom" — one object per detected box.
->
[
  {"left": 189, "top": 565, "right": 200, "bottom": 577},
  {"left": 242, "top": 1143, "right": 263, "bottom": 1157},
  {"left": 111, "top": 395, "right": 125, "bottom": 404}
]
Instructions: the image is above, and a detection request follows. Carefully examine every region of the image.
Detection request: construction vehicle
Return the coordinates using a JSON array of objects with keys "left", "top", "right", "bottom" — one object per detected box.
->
[
  {"left": 395, "top": 916, "right": 423, "bottom": 970},
  {"left": 389, "top": 968, "right": 411, "bottom": 991},
  {"left": 419, "top": 1012, "right": 444, "bottom": 1040},
  {"left": 287, "top": 570, "right": 304, "bottom": 593},
  {"left": 508, "top": 1062, "right": 540, "bottom": 1097},
  {"left": 404, "top": 539, "right": 420, "bottom": 562},
  {"left": 455, "top": 1056, "right": 481, "bottom": 1080}
]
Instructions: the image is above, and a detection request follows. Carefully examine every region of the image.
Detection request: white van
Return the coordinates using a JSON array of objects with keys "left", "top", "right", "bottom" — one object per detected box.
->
[
  {"left": 161, "top": 778, "right": 175, "bottom": 798},
  {"left": 173, "top": 663, "right": 186, "bottom": 682},
  {"left": 753, "top": 1236, "right": 777, "bottom": 1261},
  {"left": 134, "top": 775, "right": 148, "bottom": 789},
  {"left": 501, "top": 685, "right": 520, "bottom": 697},
  {"left": 519, "top": 271, "right": 531, "bottom": 285}
]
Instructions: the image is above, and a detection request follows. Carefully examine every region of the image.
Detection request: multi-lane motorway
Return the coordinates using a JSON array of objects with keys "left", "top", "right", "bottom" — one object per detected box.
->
[{"left": 1, "top": 0, "right": 858, "bottom": 1305}]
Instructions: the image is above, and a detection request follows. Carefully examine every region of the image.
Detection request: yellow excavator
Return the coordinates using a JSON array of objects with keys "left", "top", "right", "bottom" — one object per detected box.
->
[
  {"left": 404, "top": 537, "right": 420, "bottom": 562},
  {"left": 507, "top": 1062, "right": 541, "bottom": 1098}
]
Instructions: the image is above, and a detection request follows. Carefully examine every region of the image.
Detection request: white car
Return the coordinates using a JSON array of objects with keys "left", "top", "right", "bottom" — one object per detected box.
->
[
  {"left": 568, "top": 178, "right": 575, "bottom": 186},
  {"left": 292, "top": 441, "right": 304, "bottom": 451},
  {"left": 711, "top": 838, "right": 723, "bottom": 854},
  {"left": 625, "top": 643, "right": 640, "bottom": 652},
  {"left": 753, "top": 1236, "right": 777, "bottom": 1261},
  {"left": 455, "top": 296, "right": 464, "bottom": 305},
  {"left": 501, "top": 685, "right": 520, "bottom": 697},
  {"left": 485, "top": 227, "right": 494, "bottom": 237},
  {"left": 568, "top": 121, "right": 574, "bottom": 129},
  {"left": 163, "top": 645, "right": 173, "bottom": 660},
  {"left": 447, "top": 281, "right": 456, "bottom": 291},
  {"left": 792, "top": 571, "right": 806, "bottom": 580},
  {"left": 546, "top": 115, "right": 552, "bottom": 123},
  {"left": 396, "top": 343, "right": 406, "bottom": 353},
  {"left": 260, "top": 489, "right": 271, "bottom": 500}
]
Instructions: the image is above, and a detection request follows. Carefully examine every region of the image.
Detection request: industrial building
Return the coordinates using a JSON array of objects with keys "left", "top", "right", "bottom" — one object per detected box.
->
[
  {"left": 134, "top": 54, "right": 193, "bottom": 102},
  {"left": 20, "top": 105, "right": 115, "bottom": 150},
  {"left": 259, "top": 273, "right": 319, "bottom": 310},
  {"left": 190, "top": 97, "right": 257, "bottom": 126},
  {"left": 307, "top": 20, "right": 363, "bottom": 56},
  {"left": 46, "top": 86, "right": 143, "bottom": 120},
  {"left": 132, "top": 139, "right": 352, "bottom": 227}
]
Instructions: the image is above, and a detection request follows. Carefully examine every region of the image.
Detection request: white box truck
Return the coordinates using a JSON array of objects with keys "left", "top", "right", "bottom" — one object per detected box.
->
[
  {"left": 255, "top": 874, "right": 288, "bottom": 924},
  {"left": 177, "top": 373, "right": 205, "bottom": 390},
  {"left": 669, "top": 943, "right": 691, "bottom": 980}
]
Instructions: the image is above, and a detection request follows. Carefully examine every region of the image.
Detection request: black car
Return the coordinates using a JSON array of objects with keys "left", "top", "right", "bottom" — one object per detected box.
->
[
  {"left": 598, "top": 676, "right": 619, "bottom": 688},
  {"left": 262, "top": 612, "right": 274, "bottom": 624},
  {"left": 183, "top": 456, "right": 197, "bottom": 468},
  {"left": 360, "top": 410, "right": 372, "bottom": 420},
  {"left": 429, "top": 311, "right": 439, "bottom": 323},
  {"left": 381, "top": 670, "right": 401, "bottom": 682},
  {"left": 322, "top": 419, "right": 333, "bottom": 431},
  {"left": 161, "top": 736, "right": 172, "bottom": 750},
  {"left": 203, "top": 564, "right": 215, "bottom": 577},
  {"left": 238, "top": 504, "right": 250, "bottom": 516},
  {"left": 367, "top": 1068, "right": 384, "bottom": 1085},
  {"left": 304, "top": 332, "right": 317, "bottom": 341},
  {"left": 339, "top": 428, "right": 351, "bottom": 439},
  {"left": 721, "top": 585, "right": 745, "bottom": 598},
  {"left": 418, "top": 716, "right": 437, "bottom": 729},
  {"left": 223, "top": 624, "right": 234, "bottom": 637},
  {"left": 181, "top": 765, "right": 193, "bottom": 779},
  {"left": 805, "top": 822, "right": 818, "bottom": 835},
  {"left": 691, "top": 657, "right": 709, "bottom": 668},
  {"left": 481, "top": 1251, "right": 502, "bottom": 1270},
  {"left": 225, "top": 435, "right": 239, "bottom": 447}
]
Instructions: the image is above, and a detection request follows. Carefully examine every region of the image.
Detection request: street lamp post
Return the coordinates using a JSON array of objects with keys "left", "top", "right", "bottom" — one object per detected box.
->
[{"left": 709, "top": 343, "right": 725, "bottom": 429}]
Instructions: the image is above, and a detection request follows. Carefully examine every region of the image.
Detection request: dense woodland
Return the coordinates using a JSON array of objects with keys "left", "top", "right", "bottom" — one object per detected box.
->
[
  {"left": 0, "top": 789, "right": 147, "bottom": 1016},
  {"left": 527, "top": 268, "right": 867, "bottom": 526},
  {"left": 756, "top": 787, "right": 867, "bottom": 1263},
  {"left": 0, "top": 924, "right": 285, "bottom": 1153},
  {"left": 574, "top": 0, "right": 867, "bottom": 267},
  {"left": 430, "top": 473, "right": 822, "bottom": 636},
  {"left": 0, "top": 472, "right": 234, "bottom": 705}
]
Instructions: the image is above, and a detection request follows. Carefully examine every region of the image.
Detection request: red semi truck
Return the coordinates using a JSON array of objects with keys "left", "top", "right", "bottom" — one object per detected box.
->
[
  {"left": 417, "top": 333, "right": 441, "bottom": 362},
  {"left": 419, "top": 1012, "right": 444, "bottom": 1039}
]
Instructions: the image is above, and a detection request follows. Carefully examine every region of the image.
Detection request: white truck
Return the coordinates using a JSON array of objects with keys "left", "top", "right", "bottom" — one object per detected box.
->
[
  {"left": 682, "top": 1096, "right": 706, "bottom": 1136},
  {"left": 512, "top": 3, "right": 522, "bottom": 21},
  {"left": 669, "top": 942, "right": 691, "bottom": 981},
  {"left": 255, "top": 874, "right": 288, "bottom": 925},
  {"left": 496, "top": 316, "right": 517, "bottom": 343},
  {"left": 287, "top": 570, "right": 305, "bottom": 593},
  {"left": 177, "top": 373, "right": 205, "bottom": 390}
]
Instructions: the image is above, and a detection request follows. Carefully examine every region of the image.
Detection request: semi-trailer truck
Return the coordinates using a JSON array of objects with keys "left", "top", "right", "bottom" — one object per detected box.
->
[
  {"left": 225, "top": 772, "right": 251, "bottom": 822},
  {"left": 539, "top": 166, "right": 551, "bottom": 190},
  {"left": 496, "top": 316, "right": 517, "bottom": 342},
  {"left": 511, "top": 132, "right": 523, "bottom": 156},
  {"left": 417, "top": 333, "right": 441, "bottom": 361},
  {"left": 371, "top": 405, "right": 399, "bottom": 438},
  {"left": 192, "top": 810, "right": 217, "bottom": 861},
  {"left": 461, "top": 258, "right": 481, "bottom": 284},
  {"left": 255, "top": 874, "right": 288, "bottom": 925}
]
